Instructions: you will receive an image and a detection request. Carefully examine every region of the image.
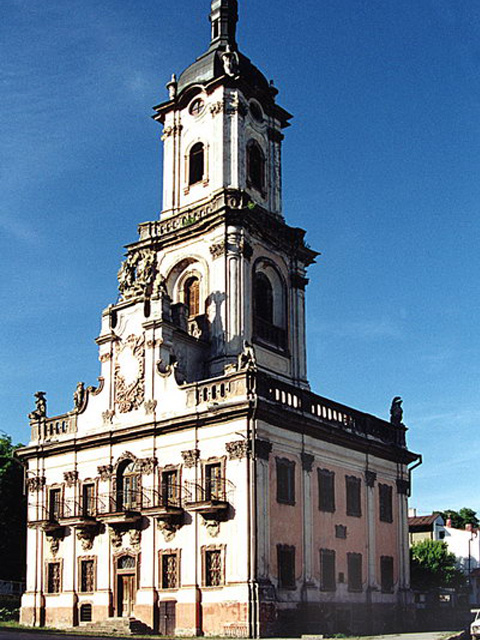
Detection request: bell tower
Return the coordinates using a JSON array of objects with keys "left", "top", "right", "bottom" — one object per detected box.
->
[{"left": 115, "top": 0, "right": 318, "bottom": 387}]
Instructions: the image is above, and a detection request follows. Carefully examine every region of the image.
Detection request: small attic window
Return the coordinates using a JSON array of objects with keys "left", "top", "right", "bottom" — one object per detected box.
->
[
  {"left": 189, "top": 98, "right": 205, "bottom": 117},
  {"left": 250, "top": 101, "right": 263, "bottom": 123},
  {"left": 189, "top": 142, "right": 205, "bottom": 185}
]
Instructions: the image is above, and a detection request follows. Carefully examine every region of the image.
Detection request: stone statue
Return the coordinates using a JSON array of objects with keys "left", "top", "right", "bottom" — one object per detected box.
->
[
  {"left": 166, "top": 74, "right": 177, "bottom": 100},
  {"left": 73, "top": 382, "right": 85, "bottom": 410},
  {"left": 28, "top": 391, "right": 47, "bottom": 420},
  {"left": 222, "top": 45, "right": 239, "bottom": 77},
  {"left": 238, "top": 341, "right": 257, "bottom": 371},
  {"left": 390, "top": 396, "right": 403, "bottom": 426}
]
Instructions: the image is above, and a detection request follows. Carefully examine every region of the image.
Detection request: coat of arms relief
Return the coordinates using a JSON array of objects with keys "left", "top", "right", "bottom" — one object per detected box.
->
[{"left": 114, "top": 334, "right": 145, "bottom": 413}]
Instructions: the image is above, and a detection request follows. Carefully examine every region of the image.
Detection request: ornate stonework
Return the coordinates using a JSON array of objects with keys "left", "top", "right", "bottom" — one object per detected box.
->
[
  {"left": 209, "top": 241, "right": 226, "bottom": 259},
  {"left": 110, "top": 528, "right": 124, "bottom": 549},
  {"left": 226, "top": 440, "right": 249, "bottom": 461},
  {"left": 77, "top": 527, "right": 98, "bottom": 552},
  {"left": 27, "top": 476, "right": 45, "bottom": 493},
  {"left": 158, "top": 521, "right": 181, "bottom": 543},
  {"left": 129, "top": 529, "right": 141, "bottom": 550},
  {"left": 114, "top": 334, "right": 145, "bottom": 413},
  {"left": 48, "top": 536, "right": 60, "bottom": 556},
  {"left": 117, "top": 249, "right": 165, "bottom": 301},
  {"left": 203, "top": 519, "right": 220, "bottom": 538},
  {"left": 138, "top": 457, "right": 157, "bottom": 475},
  {"left": 63, "top": 471, "right": 78, "bottom": 487},
  {"left": 144, "top": 399, "right": 157, "bottom": 415},
  {"left": 97, "top": 465, "right": 113, "bottom": 481},
  {"left": 181, "top": 449, "right": 200, "bottom": 468},
  {"left": 210, "top": 100, "right": 224, "bottom": 116},
  {"left": 99, "top": 353, "right": 112, "bottom": 363}
]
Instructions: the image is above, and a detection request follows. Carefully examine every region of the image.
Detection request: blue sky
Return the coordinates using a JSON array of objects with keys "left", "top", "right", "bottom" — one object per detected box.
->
[{"left": 1, "top": 0, "right": 479, "bottom": 515}]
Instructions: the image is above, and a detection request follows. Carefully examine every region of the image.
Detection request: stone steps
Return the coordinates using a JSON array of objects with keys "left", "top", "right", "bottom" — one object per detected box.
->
[{"left": 79, "top": 616, "right": 153, "bottom": 635}]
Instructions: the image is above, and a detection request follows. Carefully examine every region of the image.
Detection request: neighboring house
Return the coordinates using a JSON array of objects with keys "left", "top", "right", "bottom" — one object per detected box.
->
[
  {"left": 408, "top": 511, "right": 445, "bottom": 544},
  {"left": 408, "top": 511, "right": 480, "bottom": 606},
  {"left": 18, "top": 1, "right": 421, "bottom": 637}
]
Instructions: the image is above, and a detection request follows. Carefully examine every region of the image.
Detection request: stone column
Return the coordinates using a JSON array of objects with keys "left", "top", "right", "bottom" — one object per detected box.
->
[
  {"left": 301, "top": 453, "right": 315, "bottom": 587},
  {"left": 255, "top": 440, "right": 272, "bottom": 580},
  {"left": 396, "top": 478, "right": 410, "bottom": 594},
  {"left": 365, "top": 470, "right": 377, "bottom": 592}
]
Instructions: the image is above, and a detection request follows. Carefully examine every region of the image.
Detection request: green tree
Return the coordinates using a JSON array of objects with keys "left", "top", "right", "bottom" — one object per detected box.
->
[
  {"left": 440, "top": 508, "right": 479, "bottom": 529},
  {"left": 410, "top": 540, "right": 465, "bottom": 590},
  {"left": 0, "top": 433, "right": 26, "bottom": 582}
]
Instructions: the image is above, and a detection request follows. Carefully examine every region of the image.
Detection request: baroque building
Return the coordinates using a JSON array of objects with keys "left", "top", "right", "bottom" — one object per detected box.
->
[{"left": 19, "top": 1, "right": 421, "bottom": 636}]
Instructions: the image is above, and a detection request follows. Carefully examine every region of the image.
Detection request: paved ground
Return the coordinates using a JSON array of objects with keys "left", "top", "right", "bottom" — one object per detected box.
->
[{"left": 0, "top": 630, "right": 464, "bottom": 640}]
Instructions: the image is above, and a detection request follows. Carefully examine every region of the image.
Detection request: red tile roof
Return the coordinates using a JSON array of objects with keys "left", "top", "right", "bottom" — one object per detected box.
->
[{"left": 409, "top": 514, "right": 443, "bottom": 527}]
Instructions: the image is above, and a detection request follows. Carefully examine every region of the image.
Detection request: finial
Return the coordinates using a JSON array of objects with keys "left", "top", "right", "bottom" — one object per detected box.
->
[
  {"left": 209, "top": 0, "right": 238, "bottom": 49},
  {"left": 166, "top": 74, "right": 177, "bottom": 100}
]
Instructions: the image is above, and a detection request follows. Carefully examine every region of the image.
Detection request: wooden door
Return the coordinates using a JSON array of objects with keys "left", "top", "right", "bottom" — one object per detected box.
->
[
  {"left": 118, "top": 574, "right": 135, "bottom": 617},
  {"left": 159, "top": 600, "right": 176, "bottom": 636}
]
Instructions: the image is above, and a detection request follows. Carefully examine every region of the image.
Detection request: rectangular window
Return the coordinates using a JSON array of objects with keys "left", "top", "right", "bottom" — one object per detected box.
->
[
  {"left": 82, "top": 484, "right": 95, "bottom": 517},
  {"left": 47, "top": 562, "right": 61, "bottom": 594},
  {"left": 205, "top": 463, "right": 223, "bottom": 501},
  {"left": 161, "top": 470, "right": 179, "bottom": 507},
  {"left": 49, "top": 488, "right": 62, "bottom": 521},
  {"left": 320, "top": 549, "right": 336, "bottom": 591},
  {"left": 381, "top": 556, "right": 394, "bottom": 593},
  {"left": 346, "top": 475, "right": 361, "bottom": 517},
  {"left": 318, "top": 468, "right": 335, "bottom": 512},
  {"left": 347, "top": 553, "right": 362, "bottom": 592},
  {"left": 205, "top": 549, "right": 223, "bottom": 587},
  {"left": 276, "top": 458, "right": 295, "bottom": 505},
  {"left": 379, "top": 484, "right": 393, "bottom": 523},
  {"left": 277, "top": 545, "right": 295, "bottom": 589},
  {"left": 161, "top": 553, "right": 179, "bottom": 589},
  {"left": 80, "top": 559, "right": 95, "bottom": 593}
]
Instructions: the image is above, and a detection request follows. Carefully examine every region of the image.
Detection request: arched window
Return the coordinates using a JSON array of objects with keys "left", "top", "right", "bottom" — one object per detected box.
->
[
  {"left": 189, "top": 142, "right": 204, "bottom": 185},
  {"left": 254, "top": 272, "right": 273, "bottom": 324},
  {"left": 184, "top": 276, "right": 200, "bottom": 317},
  {"left": 116, "top": 460, "right": 139, "bottom": 511},
  {"left": 247, "top": 141, "right": 265, "bottom": 193}
]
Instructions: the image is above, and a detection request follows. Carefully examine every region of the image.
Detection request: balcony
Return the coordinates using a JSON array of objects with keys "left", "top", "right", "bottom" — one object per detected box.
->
[
  {"left": 141, "top": 486, "right": 184, "bottom": 523},
  {"left": 27, "top": 506, "right": 64, "bottom": 536},
  {"left": 184, "top": 479, "right": 230, "bottom": 517},
  {"left": 96, "top": 492, "right": 142, "bottom": 525},
  {"left": 57, "top": 497, "right": 99, "bottom": 528}
]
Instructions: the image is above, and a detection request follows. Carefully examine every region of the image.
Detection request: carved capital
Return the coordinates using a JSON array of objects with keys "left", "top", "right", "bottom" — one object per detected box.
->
[
  {"left": 138, "top": 457, "right": 157, "bottom": 475},
  {"left": 27, "top": 476, "right": 45, "bottom": 493},
  {"left": 181, "top": 449, "right": 200, "bottom": 468},
  {"left": 144, "top": 400, "right": 157, "bottom": 415},
  {"left": 226, "top": 440, "right": 249, "bottom": 461},
  {"left": 102, "top": 410, "right": 115, "bottom": 425},
  {"left": 255, "top": 439, "right": 272, "bottom": 461},
  {"left": 267, "top": 127, "right": 284, "bottom": 143},
  {"left": 365, "top": 470, "right": 377, "bottom": 488},
  {"left": 301, "top": 452, "right": 314, "bottom": 472},
  {"left": 291, "top": 274, "right": 309, "bottom": 290},
  {"left": 396, "top": 478, "right": 410, "bottom": 495},
  {"left": 209, "top": 241, "right": 226, "bottom": 259},
  {"left": 97, "top": 465, "right": 113, "bottom": 481},
  {"left": 210, "top": 100, "right": 224, "bottom": 116},
  {"left": 63, "top": 471, "right": 78, "bottom": 487}
]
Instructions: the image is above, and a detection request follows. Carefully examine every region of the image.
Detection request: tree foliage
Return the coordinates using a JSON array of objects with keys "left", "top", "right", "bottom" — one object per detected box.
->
[
  {"left": 0, "top": 433, "right": 26, "bottom": 581},
  {"left": 410, "top": 539, "right": 465, "bottom": 590},
  {"left": 440, "top": 508, "right": 479, "bottom": 529}
]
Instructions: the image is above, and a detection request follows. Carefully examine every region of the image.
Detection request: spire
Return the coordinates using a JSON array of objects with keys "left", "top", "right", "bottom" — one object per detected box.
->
[{"left": 209, "top": 0, "right": 238, "bottom": 50}]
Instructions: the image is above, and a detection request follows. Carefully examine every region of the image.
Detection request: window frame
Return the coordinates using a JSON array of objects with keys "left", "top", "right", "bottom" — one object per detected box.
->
[
  {"left": 379, "top": 483, "right": 393, "bottom": 523},
  {"left": 277, "top": 544, "right": 296, "bottom": 590},
  {"left": 246, "top": 139, "right": 266, "bottom": 195},
  {"left": 345, "top": 475, "right": 362, "bottom": 518},
  {"left": 46, "top": 560, "right": 62, "bottom": 595},
  {"left": 201, "top": 457, "right": 226, "bottom": 502},
  {"left": 320, "top": 548, "right": 336, "bottom": 592},
  {"left": 347, "top": 552, "right": 363, "bottom": 592},
  {"left": 380, "top": 555, "right": 394, "bottom": 593},
  {"left": 276, "top": 457, "right": 296, "bottom": 506},
  {"left": 78, "top": 556, "right": 97, "bottom": 593},
  {"left": 188, "top": 142, "right": 205, "bottom": 186},
  {"left": 318, "top": 468, "right": 335, "bottom": 513},
  {"left": 48, "top": 486, "right": 63, "bottom": 522},
  {"left": 202, "top": 545, "right": 225, "bottom": 588},
  {"left": 159, "top": 549, "right": 180, "bottom": 590}
]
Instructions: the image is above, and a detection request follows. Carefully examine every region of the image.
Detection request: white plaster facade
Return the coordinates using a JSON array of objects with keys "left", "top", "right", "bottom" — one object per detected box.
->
[{"left": 19, "top": 1, "right": 420, "bottom": 636}]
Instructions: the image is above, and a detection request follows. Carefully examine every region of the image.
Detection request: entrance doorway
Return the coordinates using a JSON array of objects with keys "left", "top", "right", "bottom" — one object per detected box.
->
[
  {"left": 116, "top": 555, "right": 136, "bottom": 617},
  {"left": 158, "top": 600, "right": 176, "bottom": 636}
]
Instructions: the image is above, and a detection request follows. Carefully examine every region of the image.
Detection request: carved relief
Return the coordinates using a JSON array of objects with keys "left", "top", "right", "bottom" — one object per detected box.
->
[
  {"left": 97, "top": 465, "right": 113, "bottom": 481},
  {"left": 114, "top": 334, "right": 145, "bottom": 413},
  {"left": 161, "top": 124, "right": 183, "bottom": 141},
  {"left": 144, "top": 399, "right": 157, "bottom": 415},
  {"left": 117, "top": 249, "right": 164, "bottom": 301},
  {"left": 99, "top": 353, "right": 112, "bottom": 363},
  {"left": 209, "top": 241, "right": 226, "bottom": 259},
  {"left": 48, "top": 536, "right": 60, "bottom": 556},
  {"left": 27, "top": 476, "right": 46, "bottom": 493},
  {"left": 64, "top": 471, "right": 78, "bottom": 487},
  {"left": 157, "top": 521, "right": 181, "bottom": 542},
  {"left": 129, "top": 529, "right": 141, "bottom": 550},
  {"left": 226, "top": 440, "right": 249, "bottom": 461},
  {"left": 210, "top": 101, "right": 225, "bottom": 116},
  {"left": 77, "top": 527, "right": 97, "bottom": 552},
  {"left": 203, "top": 519, "right": 220, "bottom": 538},
  {"left": 110, "top": 528, "right": 124, "bottom": 549},
  {"left": 181, "top": 449, "right": 200, "bottom": 468}
]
